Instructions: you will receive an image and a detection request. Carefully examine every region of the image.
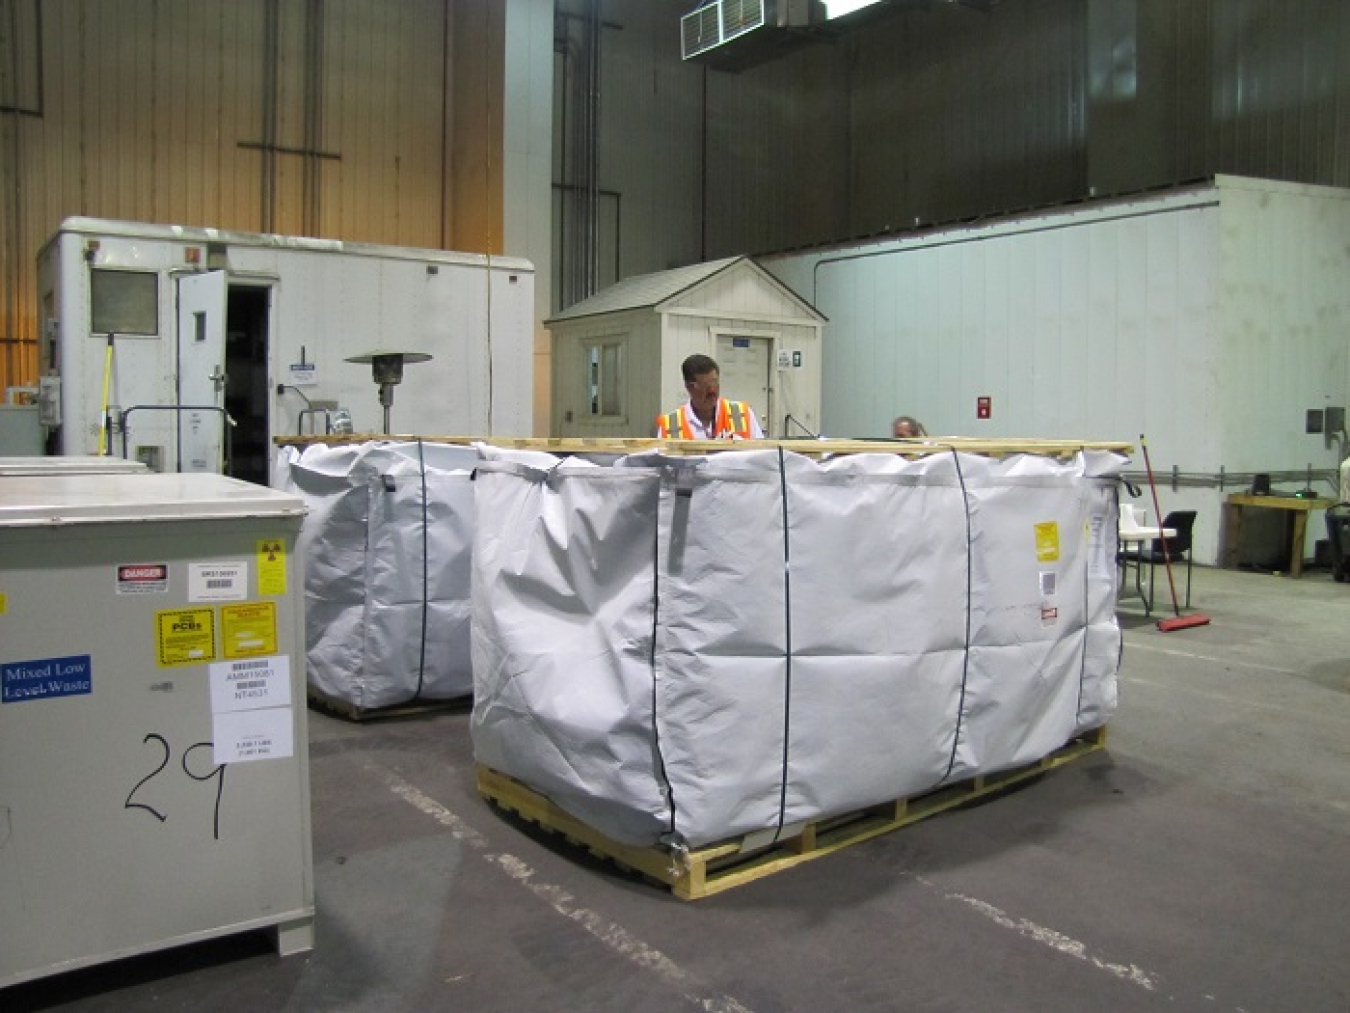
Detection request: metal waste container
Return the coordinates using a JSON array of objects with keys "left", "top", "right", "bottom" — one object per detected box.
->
[
  {"left": 0, "top": 454, "right": 150, "bottom": 477},
  {"left": 1326, "top": 502, "right": 1350, "bottom": 582},
  {"left": 0, "top": 473, "right": 314, "bottom": 987}
]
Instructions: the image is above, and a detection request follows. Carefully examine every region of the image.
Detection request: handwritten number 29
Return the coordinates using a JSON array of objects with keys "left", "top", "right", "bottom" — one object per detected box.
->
[
  {"left": 124, "top": 733, "right": 227, "bottom": 839},
  {"left": 124, "top": 734, "right": 170, "bottom": 822},
  {"left": 182, "top": 742, "right": 228, "bottom": 840}
]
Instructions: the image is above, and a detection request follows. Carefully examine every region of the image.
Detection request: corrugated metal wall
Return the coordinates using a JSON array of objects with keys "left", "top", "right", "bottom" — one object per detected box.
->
[
  {"left": 844, "top": 0, "right": 1088, "bottom": 239},
  {"left": 0, "top": 0, "right": 503, "bottom": 391},
  {"left": 689, "top": 0, "right": 1350, "bottom": 258}
]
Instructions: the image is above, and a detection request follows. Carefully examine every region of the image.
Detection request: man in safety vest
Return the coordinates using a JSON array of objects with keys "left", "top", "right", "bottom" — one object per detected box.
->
[{"left": 655, "top": 354, "right": 765, "bottom": 440}]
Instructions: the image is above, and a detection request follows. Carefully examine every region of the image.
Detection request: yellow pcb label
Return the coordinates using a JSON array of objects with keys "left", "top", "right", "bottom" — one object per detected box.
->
[
  {"left": 1034, "top": 521, "right": 1060, "bottom": 563},
  {"left": 221, "top": 601, "right": 278, "bottom": 660},
  {"left": 0, "top": 592, "right": 7, "bottom": 615},
  {"left": 257, "top": 539, "right": 287, "bottom": 596},
  {"left": 156, "top": 607, "right": 217, "bottom": 667}
]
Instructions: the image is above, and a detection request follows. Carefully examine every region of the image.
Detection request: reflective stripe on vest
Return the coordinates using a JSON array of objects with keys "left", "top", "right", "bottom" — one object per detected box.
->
[
  {"left": 719, "top": 399, "right": 753, "bottom": 439},
  {"left": 657, "top": 409, "right": 691, "bottom": 440},
  {"left": 729, "top": 399, "right": 750, "bottom": 437}
]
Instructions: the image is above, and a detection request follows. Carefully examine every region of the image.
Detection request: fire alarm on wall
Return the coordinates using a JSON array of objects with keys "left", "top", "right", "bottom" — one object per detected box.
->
[{"left": 977, "top": 396, "right": 992, "bottom": 419}]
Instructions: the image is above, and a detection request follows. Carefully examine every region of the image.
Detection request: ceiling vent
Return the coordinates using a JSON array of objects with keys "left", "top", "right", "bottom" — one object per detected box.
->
[{"left": 681, "top": 0, "right": 826, "bottom": 72}]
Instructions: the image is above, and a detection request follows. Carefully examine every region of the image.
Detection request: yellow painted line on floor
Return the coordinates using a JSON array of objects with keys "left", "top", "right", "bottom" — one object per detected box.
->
[
  {"left": 365, "top": 760, "right": 755, "bottom": 1013},
  {"left": 1121, "top": 638, "right": 1302, "bottom": 676},
  {"left": 1123, "top": 673, "right": 1350, "bottom": 725},
  {"left": 936, "top": 886, "right": 1161, "bottom": 991}
]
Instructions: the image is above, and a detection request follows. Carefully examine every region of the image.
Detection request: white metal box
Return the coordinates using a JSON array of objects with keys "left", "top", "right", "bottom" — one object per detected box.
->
[
  {"left": 0, "top": 473, "right": 314, "bottom": 987},
  {"left": 0, "top": 455, "right": 149, "bottom": 477}
]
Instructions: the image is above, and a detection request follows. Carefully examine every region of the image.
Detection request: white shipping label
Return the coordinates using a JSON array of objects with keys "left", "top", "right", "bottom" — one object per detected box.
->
[
  {"left": 213, "top": 706, "right": 294, "bottom": 765},
  {"left": 189, "top": 561, "right": 247, "bottom": 601},
  {"left": 1089, "top": 515, "right": 1111, "bottom": 578},
  {"left": 209, "top": 655, "right": 292, "bottom": 713}
]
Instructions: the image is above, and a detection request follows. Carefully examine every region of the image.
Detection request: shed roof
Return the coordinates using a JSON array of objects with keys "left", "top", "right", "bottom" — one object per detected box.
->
[{"left": 546, "top": 255, "right": 822, "bottom": 324}]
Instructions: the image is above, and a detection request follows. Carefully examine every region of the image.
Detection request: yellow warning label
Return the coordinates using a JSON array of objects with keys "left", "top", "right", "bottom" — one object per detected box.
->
[
  {"left": 257, "top": 539, "right": 287, "bottom": 596},
  {"left": 1034, "top": 521, "right": 1060, "bottom": 563},
  {"left": 221, "top": 601, "right": 279, "bottom": 660},
  {"left": 0, "top": 592, "right": 7, "bottom": 615},
  {"left": 156, "top": 607, "right": 217, "bottom": 667}
]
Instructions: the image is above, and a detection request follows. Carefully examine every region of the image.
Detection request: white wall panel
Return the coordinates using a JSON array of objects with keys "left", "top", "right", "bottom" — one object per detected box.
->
[
  {"left": 775, "top": 192, "right": 1223, "bottom": 461},
  {"left": 1215, "top": 178, "right": 1350, "bottom": 473}
]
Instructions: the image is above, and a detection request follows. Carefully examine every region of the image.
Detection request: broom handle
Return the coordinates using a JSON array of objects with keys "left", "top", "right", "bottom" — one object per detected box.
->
[{"left": 1140, "top": 434, "right": 1183, "bottom": 617}]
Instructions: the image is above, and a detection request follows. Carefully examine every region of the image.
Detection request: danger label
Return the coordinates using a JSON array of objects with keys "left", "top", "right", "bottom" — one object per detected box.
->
[{"left": 118, "top": 563, "right": 169, "bottom": 595}]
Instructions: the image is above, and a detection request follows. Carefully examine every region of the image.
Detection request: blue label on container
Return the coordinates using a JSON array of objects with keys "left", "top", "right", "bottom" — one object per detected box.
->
[{"left": 1, "top": 655, "right": 93, "bottom": 704}]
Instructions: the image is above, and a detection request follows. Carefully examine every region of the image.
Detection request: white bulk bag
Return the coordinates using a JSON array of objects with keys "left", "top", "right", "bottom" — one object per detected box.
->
[
  {"left": 274, "top": 440, "right": 477, "bottom": 711},
  {"left": 471, "top": 445, "right": 1123, "bottom": 848}
]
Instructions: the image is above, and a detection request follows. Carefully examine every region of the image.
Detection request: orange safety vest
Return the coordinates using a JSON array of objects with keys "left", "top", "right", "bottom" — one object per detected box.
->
[{"left": 656, "top": 399, "right": 754, "bottom": 440}]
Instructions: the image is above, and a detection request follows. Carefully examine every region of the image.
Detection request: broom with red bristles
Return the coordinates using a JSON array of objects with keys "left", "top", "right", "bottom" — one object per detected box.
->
[{"left": 1139, "top": 434, "right": 1211, "bottom": 631}]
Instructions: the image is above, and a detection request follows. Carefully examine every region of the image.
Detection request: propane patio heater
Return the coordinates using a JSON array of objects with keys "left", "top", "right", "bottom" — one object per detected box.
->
[{"left": 344, "top": 350, "right": 433, "bottom": 434}]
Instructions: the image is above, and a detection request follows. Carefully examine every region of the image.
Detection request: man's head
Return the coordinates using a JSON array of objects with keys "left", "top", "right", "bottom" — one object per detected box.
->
[
  {"left": 682, "top": 354, "right": 721, "bottom": 417},
  {"left": 893, "top": 415, "right": 923, "bottom": 438}
]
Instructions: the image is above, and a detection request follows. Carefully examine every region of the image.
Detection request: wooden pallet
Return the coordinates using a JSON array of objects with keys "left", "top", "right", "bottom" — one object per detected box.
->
[
  {"left": 306, "top": 685, "right": 469, "bottom": 722},
  {"left": 276, "top": 434, "right": 1134, "bottom": 461},
  {"left": 478, "top": 726, "right": 1108, "bottom": 900}
]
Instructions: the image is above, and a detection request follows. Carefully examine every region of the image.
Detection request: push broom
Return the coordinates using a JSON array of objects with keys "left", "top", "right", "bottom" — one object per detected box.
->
[{"left": 1139, "top": 434, "right": 1211, "bottom": 631}]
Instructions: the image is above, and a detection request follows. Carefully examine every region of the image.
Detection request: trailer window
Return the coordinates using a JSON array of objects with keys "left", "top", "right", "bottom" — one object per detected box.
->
[
  {"left": 586, "top": 341, "right": 623, "bottom": 418},
  {"left": 91, "top": 269, "right": 158, "bottom": 336}
]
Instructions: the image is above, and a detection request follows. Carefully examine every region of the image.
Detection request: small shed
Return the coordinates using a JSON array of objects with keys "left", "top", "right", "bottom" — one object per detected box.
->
[{"left": 547, "top": 256, "right": 825, "bottom": 438}]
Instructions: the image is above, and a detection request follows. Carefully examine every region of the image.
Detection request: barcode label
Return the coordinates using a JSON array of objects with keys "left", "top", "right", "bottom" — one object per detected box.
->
[
  {"left": 210, "top": 655, "right": 291, "bottom": 716},
  {"left": 189, "top": 562, "right": 247, "bottom": 601}
]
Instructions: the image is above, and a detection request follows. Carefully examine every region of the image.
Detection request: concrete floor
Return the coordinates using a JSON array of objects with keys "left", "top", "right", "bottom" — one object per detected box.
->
[{"left": 8, "top": 565, "right": 1349, "bottom": 1013}]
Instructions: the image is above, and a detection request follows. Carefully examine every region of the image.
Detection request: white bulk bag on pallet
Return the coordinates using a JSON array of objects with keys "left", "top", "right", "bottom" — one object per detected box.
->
[
  {"left": 471, "top": 445, "right": 1123, "bottom": 848},
  {"left": 274, "top": 440, "right": 477, "bottom": 711}
]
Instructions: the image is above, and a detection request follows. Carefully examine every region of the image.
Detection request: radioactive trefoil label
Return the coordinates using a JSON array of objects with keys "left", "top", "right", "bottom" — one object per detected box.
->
[{"left": 257, "top": 539, "right": 288, "bottom": 596}]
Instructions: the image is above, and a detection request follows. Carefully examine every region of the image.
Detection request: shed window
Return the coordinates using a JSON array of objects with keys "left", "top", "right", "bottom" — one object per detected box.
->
[
  {"left": 587, "top": 342, "right": 624, "bottom": 417},
  {"left": 91, "top": 269, "right": 159, "bottom": 335}
]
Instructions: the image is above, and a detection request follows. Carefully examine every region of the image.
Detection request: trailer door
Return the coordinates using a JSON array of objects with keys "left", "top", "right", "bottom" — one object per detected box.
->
[{"left": 176, "top": 271, "right": 228, "bottom": 473}]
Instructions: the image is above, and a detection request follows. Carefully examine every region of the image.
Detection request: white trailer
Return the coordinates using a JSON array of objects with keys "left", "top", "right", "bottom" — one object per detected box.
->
[
  {"left": 765, "top": 175, "right": 1350, "bottom": 567},
  {"left": 36, "top": 218, "right": 535, "bottom": 485}
]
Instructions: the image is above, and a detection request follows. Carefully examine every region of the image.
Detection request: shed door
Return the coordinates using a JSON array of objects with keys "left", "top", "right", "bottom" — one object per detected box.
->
[
  {"left": 716, "top": 334, "right": 774, "bottom": 437},
  {"left": 176, "top": 271, "right": 228, "bottom": 473}
]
